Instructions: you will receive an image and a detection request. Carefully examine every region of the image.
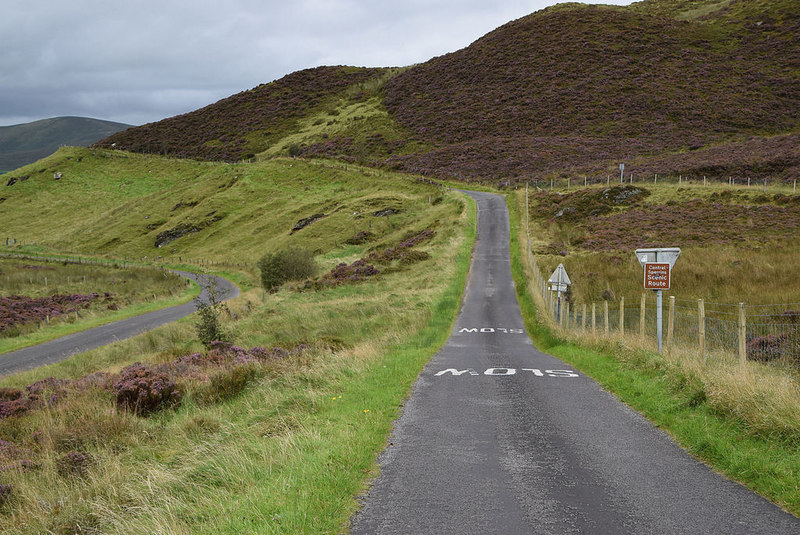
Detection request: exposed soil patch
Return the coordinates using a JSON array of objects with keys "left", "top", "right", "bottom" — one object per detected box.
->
[
  {"left": 291, "top": 213, "right": 326, "bottom": 234},
  {"left": 155, "top": 223, "right": 202, "bottom": 248}
]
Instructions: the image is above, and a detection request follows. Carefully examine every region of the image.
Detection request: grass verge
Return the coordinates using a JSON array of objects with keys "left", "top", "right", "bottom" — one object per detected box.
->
[{"left": 507, "top": 195, "right": 800, "bottom": 518}]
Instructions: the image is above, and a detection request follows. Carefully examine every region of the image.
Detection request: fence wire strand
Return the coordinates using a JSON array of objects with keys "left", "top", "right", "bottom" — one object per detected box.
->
[{"left": 528, "top": 250, "right": 799, "bottom": 387}]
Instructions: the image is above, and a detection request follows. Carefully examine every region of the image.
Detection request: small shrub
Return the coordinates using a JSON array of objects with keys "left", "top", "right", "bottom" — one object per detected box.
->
[
  {"left": 196, "top": 363, "right": 262, "bottom": 404},
  {"left": 258, "top": 248, "right": 318, "bottom": 290},
  {"left": 0, "top": 484, "right": 11, "bottom": 506},
  {"left": 746, "top": 335, "right": 788, "bottom": 363},
  {"left": 194, "top": 276, "right": 230, "bottom": 349},
  {"left": 345, "top": 230, "right": 374, "bottom": 245},
  {"left": 112, "top": 363, "right": 182, "bottom": 416},
  {"left": 0, "top": 398, "right": 32, "bottom": 419},
  {"left": 195, "top": 302, "right": 228, "bottom": 349},
  {"left": 314, "top": 260, "right": 380, "bottom": 288},
  {"left": 57, "top": 451, "right": 92, "bottom": 477},
  {"left": 0, "top": 388, "right": 22, "bottom": 401}
]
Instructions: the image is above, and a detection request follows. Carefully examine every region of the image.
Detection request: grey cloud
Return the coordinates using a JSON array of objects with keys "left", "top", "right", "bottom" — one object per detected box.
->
[{"left": 1, "top": 0, "right": 632, "bottom": 126}]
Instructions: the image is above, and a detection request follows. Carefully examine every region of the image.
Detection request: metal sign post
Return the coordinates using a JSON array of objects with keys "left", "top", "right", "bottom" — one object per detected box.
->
[
  {"left": 635, "top": 248, "right": 680, "bottom": 354},
  {"left": 548, "top": 264, "right": 571, "bottom": 323}
]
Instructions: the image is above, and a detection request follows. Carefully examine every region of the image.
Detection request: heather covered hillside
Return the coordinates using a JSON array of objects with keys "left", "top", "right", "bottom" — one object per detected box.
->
[
  {"left": 94, "top": 66, "right": 392, "bottom": 162},
  {"left": 94, "top": 0, "right": 800, "bottom": 182},
  {"left": 379, "top": 0, "right": 799, "bottom": 179}
]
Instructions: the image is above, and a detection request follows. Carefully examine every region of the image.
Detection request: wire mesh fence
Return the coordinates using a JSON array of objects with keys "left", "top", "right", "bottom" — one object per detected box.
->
[{"left": 527, "top": 248, "right": 800, "bottom": 386}]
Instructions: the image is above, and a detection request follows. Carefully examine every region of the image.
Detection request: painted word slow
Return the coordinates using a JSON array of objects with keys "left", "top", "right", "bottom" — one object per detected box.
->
[
  {"left": 434, "top": 368, "right": 579, "bottom": 377},
  {"left": 458, "top": 327, "right": 525, "bottom": 334}
]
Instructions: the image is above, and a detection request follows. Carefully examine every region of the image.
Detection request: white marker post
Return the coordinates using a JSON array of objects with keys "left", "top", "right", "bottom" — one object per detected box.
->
[
  {"left": 619, "top": 163, "right": 625, "bottom": 184},
  {"left": 548, "top": 264, "right": 571, "bottom": 323},
  {"left": 635, "top": 248, "right": 680, "bottom": 354}
]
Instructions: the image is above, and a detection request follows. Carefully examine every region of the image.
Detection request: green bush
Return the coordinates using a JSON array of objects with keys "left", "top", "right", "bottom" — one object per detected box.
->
[
  {"left": 258, "top": 248, "right": 318, "bottom": 290},
  {"left": 193, "top": 275, "right": 230, "bottom": 349},
  {"left": 195, "top": 301, "right": 228, "bottom": 349}
]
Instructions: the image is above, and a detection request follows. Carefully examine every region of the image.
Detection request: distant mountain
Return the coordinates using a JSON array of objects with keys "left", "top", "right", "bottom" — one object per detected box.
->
[
  {"left": 94, "top": 0, "right": 800, "bottom": 182},
  {"left": 0, "top": 117, "right": 131, "bottom": 173}
]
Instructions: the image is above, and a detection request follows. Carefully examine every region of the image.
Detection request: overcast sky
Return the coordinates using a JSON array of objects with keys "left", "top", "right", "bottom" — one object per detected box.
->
[{"left": 1, "top": 0, "right": 634, "bottom": 127}]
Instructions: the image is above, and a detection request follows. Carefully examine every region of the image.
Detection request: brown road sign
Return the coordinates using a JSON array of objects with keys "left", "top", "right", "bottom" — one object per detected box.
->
[{"left": 644, "top": 262, "right": 670, "bottom": 290}]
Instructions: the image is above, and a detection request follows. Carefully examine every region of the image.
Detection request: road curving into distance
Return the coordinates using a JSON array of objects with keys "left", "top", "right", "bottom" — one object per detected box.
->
[
  {"left": 350, "top": 191, "right": 800, "bottom": 534},
  {"left": 0, "top": 270, "right": 238, "bottom": 375}
]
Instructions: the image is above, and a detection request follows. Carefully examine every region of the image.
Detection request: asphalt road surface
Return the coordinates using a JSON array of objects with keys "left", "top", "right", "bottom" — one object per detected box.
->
[
  {"left": 350, "top": 191, "right": 800, "bottom": 534},
  {"left": 0, "top": 271, "right": 238, "bottom": 375}
]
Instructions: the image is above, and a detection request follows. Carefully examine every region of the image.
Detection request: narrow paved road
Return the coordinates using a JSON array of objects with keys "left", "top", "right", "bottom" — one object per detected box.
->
[
  {"left": 351, "top": 191, "right": 800, "bottom": 534},
  {"left": 0, "top": 271, "right": 238, "bottom": 375}
]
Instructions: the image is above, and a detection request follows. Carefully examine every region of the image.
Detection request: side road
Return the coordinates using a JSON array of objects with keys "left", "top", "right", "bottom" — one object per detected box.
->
[
  {"left": 350, "top": 191, "right": 800, "bottom": 534},
  {"left": 0, "top": 271, "right": 238, "bottom": 375}
]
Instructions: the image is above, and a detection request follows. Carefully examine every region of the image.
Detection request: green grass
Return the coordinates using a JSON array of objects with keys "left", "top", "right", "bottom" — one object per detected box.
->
[
  {"left": 508, "top": 194, "right": 800, "bottom": 517},
  {"left": 0, "top": 159, "right": 474, "bottom": 533},
  {"left": 0, "top": 148, "right": 447, "bottom": 266}
]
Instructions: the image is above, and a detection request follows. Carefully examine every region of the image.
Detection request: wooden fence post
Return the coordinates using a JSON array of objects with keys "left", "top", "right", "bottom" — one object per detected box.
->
[
  {"left": 640, "top": 293, "right": 646, "bottom": 338},
  {"left": 582, "top": 303, "right": 587, "bottom": 330},
  {"left": 619, "top": 297, "right": 625, "bottom": 337},
  {"left": 604, "top": 301, "right": 609, "bottom": 334},
  {"left": 698, "top": 298, "right": 705, "bottom": 359},
  {"left": 668, "top": 296, "right": 675, "bottom": 356},
  {"left": 592, "top": 303, "right": 596, "bottom": 334},
  {"left": 738, "top": 303, "right": 747, "bottom": 367}
]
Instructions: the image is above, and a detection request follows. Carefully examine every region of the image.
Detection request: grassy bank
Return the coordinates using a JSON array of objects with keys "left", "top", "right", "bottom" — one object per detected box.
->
[
  {"left": 0, "top": 148, "right": 450, "bottom": 266},
  {"left": 0, "top": 259, "right": 195, "bottom": 354},
  {"left": 508, "top": 194, "right": 800, "bottom": 517},
  {"left": 0, "top": 185, "right": 475, "bottom": 533}
]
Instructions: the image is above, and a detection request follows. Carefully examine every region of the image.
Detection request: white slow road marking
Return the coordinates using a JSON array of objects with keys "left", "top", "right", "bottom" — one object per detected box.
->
[
  {"left": 458, "top": 327, "right": 525, "bottom": 333},
  {"left": 434, "top": 368, "right": 579, "bottom": 377}
]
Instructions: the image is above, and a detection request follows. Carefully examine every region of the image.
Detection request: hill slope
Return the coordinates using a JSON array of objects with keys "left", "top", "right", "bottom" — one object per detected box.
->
[
  {"left": 0, "top": 117, "right": 131, "bottom": 173},
  {"left": 95, "top": 66, "right": 394, "bottom": 162},
  {"left": 93, "top": 0, "right": 800, "bottom": 182},
  {"left": 0, "top": 146, "right": 446, "bottom": 265}
]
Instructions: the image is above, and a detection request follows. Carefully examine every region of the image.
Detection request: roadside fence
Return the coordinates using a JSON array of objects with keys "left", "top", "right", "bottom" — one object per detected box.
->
[
  {"left": 525, "top": 248, "right": 800, "bottom": 386},
  {"left": 0, "top": 247, "right": 251, "bottom": 271},
  {"left": 524, "top": 174, "right": 798, "bottom": 194}
]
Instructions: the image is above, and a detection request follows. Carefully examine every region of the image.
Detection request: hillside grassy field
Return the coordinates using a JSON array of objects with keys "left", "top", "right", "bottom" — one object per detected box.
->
[
  {"left": 0, "top": 147, "right": 473, "bottom": 533},
  {"left": 0, "top": 147, "right": 445, "bottom": 270}
]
